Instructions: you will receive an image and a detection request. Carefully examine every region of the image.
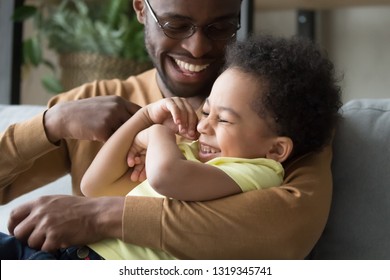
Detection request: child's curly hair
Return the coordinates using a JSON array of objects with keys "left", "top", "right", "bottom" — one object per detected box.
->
[{"left": 225, "top": 35, "right": 343, "bottom": 160}]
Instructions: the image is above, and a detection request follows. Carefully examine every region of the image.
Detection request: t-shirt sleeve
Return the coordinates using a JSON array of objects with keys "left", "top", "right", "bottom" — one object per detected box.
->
[{"left": 208, "top": 157, "right": 284, "bottom": 192}]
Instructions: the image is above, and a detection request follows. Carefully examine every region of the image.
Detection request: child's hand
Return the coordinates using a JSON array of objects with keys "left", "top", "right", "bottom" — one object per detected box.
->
[
  {"left": 146, "top": 97, "right": 199, "bottom": 140},
  {"left": 128, "top": 155, "right": 146, "bottom": 182},
  {"left": 127, "top": 129, "right": 148, "bottom": 182}
]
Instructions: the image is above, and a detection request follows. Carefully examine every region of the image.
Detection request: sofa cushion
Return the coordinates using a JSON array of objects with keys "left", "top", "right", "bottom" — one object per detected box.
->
[{"left": 309, "top": 99, "right": 390, "bottom": 259}]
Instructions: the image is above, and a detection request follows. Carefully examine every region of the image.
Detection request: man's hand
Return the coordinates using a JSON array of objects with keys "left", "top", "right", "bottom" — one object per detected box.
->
[
  {"left": 7, "top": 195, "right": 124, "bottom": 252},
  {"left": 44, "top": 96, "right": 141, "bottom": 143}
]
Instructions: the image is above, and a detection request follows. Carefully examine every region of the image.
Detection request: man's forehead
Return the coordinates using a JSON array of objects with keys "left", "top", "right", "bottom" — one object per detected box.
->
[{"left": 150, "top": 0, "right": 241, "bottom": 17}]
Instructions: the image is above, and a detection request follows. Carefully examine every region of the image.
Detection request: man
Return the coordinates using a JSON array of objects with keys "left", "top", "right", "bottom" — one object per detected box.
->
[{"left": 0, "top": 0, "right": 332, "bottom": 259}]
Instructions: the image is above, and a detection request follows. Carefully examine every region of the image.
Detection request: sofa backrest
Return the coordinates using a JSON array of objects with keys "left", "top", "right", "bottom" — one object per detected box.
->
[{"left": 309, "top": 99, "right": 390, "bottom": 259}]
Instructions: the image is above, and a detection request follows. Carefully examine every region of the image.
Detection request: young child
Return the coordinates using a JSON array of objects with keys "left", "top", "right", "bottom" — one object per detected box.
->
[{"left": 0, "top": 34, "right": 342, "bottom": 260}]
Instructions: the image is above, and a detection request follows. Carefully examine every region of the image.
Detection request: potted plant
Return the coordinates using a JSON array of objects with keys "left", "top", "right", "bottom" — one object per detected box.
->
[{"left": 13, "top": 0, "right": 151, "bottom": 93}]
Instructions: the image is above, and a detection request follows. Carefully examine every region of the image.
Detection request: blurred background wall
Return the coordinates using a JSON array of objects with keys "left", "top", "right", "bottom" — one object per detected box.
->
[{"left": 4, "top": 2, "right": 390, "bottom": 105}]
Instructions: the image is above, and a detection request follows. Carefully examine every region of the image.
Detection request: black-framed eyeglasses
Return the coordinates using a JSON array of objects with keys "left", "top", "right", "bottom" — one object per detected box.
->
[{"left": 144, "top": 0, "right": 241, "bottom": 41}]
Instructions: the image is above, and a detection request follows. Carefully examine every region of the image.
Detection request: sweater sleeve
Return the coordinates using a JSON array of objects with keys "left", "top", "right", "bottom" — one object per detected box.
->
[
  {"left": 0, "top": 112, "right": 70, "bottom": 203},
  {"left": 0, "top": 80, "right": 106, "bottom": 204},
  {"left": 122, "top": 145, "right": 333, "bottom": 259},
  {"left": 0, "top": 70, "right": 161, "bottom": 204}
]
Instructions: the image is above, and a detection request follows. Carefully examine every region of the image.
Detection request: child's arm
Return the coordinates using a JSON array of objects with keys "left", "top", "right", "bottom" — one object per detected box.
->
[
  {"left": 80, "top": 107, "right": 152, "bottom": 197},
  {"left": 145, "top": 125, "right": 243, "bottom": 201},
  {"left": 81, "top": 97, "right": 198, "bottom": 197}
]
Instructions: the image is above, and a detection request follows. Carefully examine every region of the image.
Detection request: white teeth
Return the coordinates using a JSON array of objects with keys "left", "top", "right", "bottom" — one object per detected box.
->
[
  {"left": 175, "top": 59, "right": 209, "bottom": 73},
  {"left": 201, "top": 144, "right": 219, "bottom": 154}
]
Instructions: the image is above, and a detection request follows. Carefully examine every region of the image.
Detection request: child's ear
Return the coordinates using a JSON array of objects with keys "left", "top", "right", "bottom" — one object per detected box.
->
[
  {"left": 133, "top": 0, "right": 146, "bottom": 24},
  {"left": 266, "top": 137, "right": 293, "bottom": 163}
]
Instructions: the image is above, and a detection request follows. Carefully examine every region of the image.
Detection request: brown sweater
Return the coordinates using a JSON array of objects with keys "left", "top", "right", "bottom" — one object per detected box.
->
[{"left": 0, "top": 69, "right": 332, "bottom": 259}]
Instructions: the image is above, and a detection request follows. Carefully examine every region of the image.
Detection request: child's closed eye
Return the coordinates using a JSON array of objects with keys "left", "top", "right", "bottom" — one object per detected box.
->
[
  {"left": 218, "top": 118, "right": 230, "bottom": 123},
  {"left": 201, "top": 110, "right": 209, "bottom": 117}
]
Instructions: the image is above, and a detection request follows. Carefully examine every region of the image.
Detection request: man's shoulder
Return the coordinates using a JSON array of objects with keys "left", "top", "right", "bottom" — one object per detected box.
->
[
  {"left": 48, "top": 68, "right": 160, "bottom": 106},
  {"left": 129, "top": 68, "right": 156, "bottom": 82}
]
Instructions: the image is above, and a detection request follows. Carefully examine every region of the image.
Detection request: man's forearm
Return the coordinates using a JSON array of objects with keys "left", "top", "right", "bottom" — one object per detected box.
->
[{"left": 122, "top": 146, "right": 333, "bottom": 259}]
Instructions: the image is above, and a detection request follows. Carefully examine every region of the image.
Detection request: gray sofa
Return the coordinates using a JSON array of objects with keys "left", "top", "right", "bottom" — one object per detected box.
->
[
  {"left": 0, "top": 98, "right": 389, "bottom": 259},
  {"left": 309, "top": 98, "right": 390, "bottom": 259}
]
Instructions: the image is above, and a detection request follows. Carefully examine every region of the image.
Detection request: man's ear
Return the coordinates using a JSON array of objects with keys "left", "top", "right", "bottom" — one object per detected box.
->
[
  {"left": 133, "top": 0, "right": 146, "bottom": 24},
  {"left": 266, "top": 137, "right": 293, "bottom": 163}
]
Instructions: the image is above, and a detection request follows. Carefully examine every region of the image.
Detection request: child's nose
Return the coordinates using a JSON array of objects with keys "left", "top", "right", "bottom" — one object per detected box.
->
[{"left": 197, "top": 117, "right": 209, "bottom": 134}]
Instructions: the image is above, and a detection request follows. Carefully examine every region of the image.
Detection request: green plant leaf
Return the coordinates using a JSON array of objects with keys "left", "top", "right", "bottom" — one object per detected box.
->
[
  {"left": 73, "top": 0, "right": 88, "bottom": 17},
  {"left": 41, "top": 75, "right": 63, "bottom": 94},
  {"left": 17, "top": 0, "right": 150, "bottom": 84},
  {"left": 23, "top": 36, "right": 42, "bottom": 66},
  {"left": 107, "top": 0, "right": 128, "bottom": 28},
  {"left": 42, "top": 59, "right": 57, "bottom": 72},
  {"left": 12, "top": 5, "right": 37, "bottom": 21}
]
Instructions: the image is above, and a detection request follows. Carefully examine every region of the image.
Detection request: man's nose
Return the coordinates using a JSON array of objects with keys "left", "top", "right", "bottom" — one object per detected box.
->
[{"left": 180, "top": 29, "right": 213, "bottom": 58}]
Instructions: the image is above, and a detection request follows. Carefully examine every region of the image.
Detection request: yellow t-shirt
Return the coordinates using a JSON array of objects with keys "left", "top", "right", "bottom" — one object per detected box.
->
[{"left": 88, "top": 141, "right": 284, "bottom": 259}]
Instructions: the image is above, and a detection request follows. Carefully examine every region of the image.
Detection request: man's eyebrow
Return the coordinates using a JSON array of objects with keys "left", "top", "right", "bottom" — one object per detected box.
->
[
  {"left": 158, "top": 13, "right": 191, "bottom": 21},
  {"left": 159, "top": 12, "right": 239, "bottom": 23}
]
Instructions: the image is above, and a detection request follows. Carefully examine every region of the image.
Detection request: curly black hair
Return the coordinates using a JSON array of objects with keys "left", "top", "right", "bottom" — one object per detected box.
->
[{"left": 225, "top": 35, "right": 343, "bottom": 160}]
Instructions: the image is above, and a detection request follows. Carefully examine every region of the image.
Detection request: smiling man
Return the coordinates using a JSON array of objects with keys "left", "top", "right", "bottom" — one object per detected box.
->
[
  {"left": 141, "top": 0, "right": 240, "bottom": 102},
  {"left": 0, "top": 0, "right": 333, "bottom": 259}
]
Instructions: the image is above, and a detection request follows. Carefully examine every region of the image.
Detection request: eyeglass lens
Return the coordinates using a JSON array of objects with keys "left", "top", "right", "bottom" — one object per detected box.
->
[{"left": 162, "top": 20, "right": 239, "bottom": 40}]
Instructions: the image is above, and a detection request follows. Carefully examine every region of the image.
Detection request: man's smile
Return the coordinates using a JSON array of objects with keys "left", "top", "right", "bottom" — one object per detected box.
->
[{"left": 174, "top": 58, "right": 210, "bottom": 73}]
